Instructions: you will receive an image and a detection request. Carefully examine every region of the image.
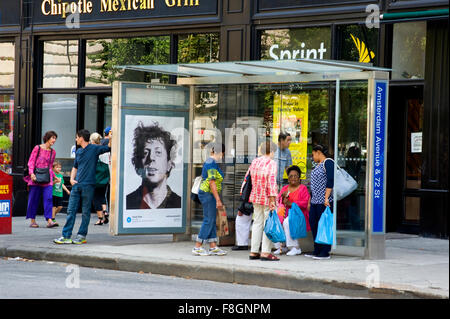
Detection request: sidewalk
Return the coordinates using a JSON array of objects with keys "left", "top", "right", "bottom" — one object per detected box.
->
[{"left": 0, "top": 215, "right": 448, "bottom": 299}]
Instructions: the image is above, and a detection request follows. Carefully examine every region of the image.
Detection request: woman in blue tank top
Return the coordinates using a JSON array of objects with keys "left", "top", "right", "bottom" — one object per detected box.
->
[{"left": 305, "top": 144, "right": 334, "bottom": 260}]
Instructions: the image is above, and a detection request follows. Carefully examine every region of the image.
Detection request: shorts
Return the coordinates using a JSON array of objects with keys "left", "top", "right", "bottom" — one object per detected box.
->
[{"left": 53, "top": 196, "right": 63, "bottom": 207}]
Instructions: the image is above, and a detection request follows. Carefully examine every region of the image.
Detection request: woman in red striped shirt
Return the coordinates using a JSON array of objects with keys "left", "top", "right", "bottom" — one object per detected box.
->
[{"left": 244, "top": 140, "right": 279, "bottom": 261}]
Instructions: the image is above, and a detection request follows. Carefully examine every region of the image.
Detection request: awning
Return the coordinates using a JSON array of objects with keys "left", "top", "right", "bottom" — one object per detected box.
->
[{"left": 117, "top": 59, "right": 390, "bottom": 78}]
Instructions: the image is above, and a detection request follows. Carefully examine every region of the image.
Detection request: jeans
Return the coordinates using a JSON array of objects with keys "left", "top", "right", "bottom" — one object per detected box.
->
[
  {"left": 26, "top": 185, "right": 53, "bottom": 220},
  {"left": 309, "top": 203, "right": 332, "bottom": 257},
  {"left": 197, "top": 190, "right": 218, "bottom": 243},
  {"left": 62, "top": 183, "right": 95, "bottom": 239}
]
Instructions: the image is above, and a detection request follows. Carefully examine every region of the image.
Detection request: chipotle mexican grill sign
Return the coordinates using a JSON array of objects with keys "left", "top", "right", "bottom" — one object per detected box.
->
[{"left": 36, "top": 0, "right": 217, "bottom": 23}]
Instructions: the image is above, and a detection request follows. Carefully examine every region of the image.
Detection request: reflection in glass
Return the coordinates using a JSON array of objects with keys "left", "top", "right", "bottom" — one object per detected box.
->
[
  {"left": 41, "top": 94, "right": 77, "bottom": 174},
  {"left": 85, "top": 37, "right": 170, "bottom": 87},
  {"left": 104, "top": 96, "right": 112, "bottom": 129},
  {"left": 84, "top": 95, "right": 98, "bottom": 134},
  {"left": 43, "top": 40, "right": 79, "bottom": 88},
  {"left": 0, "top": 42, "right": 15, "bottom": 89},
  {"left": 260, "top": 27, "right": 331, "bottom": 60},
  {"left": 178, "top": 33, "right": 220, "bottom": 63},
  {"left": 392, "top": 22, "right": 426, "bottom": 80},
  {"left": 336, "top": 82, "right": 368, "bottom": 236},
  {"left": 0, "top": 94, "right": 14, "bottom": 173}
]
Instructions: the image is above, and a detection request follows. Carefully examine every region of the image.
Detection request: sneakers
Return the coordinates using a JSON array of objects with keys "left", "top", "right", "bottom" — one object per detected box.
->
[
  {"left": 192, "top": 247, "right": 210, "bottom": 256},
  {"left": 304, "top": 253, "right": 317, "bottom": 258},
  {"left": 274, "top": 246, "right": 288, "bottom": 255},
  {"left": 192, "top": 246, "right": 227, "bottom": 256},
  {"left": 286, "top": 247, "right": 302, "bottom": 256},
  {"left": 312, "top": 255, "right": 331, "bottom": 260},
  {"left": 53, "top": 237, "right": 72, "bottom": 244},
  {"left": 72, "top": 235, "right": 87, "bottom": 245},
  {"left": 209, "top": 247, "right": 227, "bottom": 256}
]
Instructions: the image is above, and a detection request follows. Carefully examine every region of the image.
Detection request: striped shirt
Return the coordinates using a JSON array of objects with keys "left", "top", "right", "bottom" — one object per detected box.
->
[{"left": 243, "top": 156, "right": 278, "bottom": 206}]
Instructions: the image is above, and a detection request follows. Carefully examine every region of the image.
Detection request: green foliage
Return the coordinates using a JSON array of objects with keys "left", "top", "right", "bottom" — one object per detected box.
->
[{"left": 86, "top": 37, "right": 170, "bottom": 85}]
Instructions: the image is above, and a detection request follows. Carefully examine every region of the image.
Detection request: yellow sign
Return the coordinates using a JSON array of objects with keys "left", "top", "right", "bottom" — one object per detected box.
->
[{"left": 273, "top": 93, "right": 309, "bottom": 179}]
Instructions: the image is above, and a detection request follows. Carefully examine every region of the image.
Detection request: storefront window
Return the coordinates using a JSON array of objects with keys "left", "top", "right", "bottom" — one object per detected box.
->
[
  {"left": 43, "top": 40, "right": 79, "bottom": 88},
  {"left": 392, "top": 21, "right": 426, "bottom": 80},
  {"left": 0, "top": 42, "right": 15, "bottom": 89},
  {"left": 0, "top": 94, "right": 14, "bottom": 173},
  {"left": 260, "top": 27, "right": 331, "bottom": 61},
  {"left": 336, "top": 25, "right": 378, "bottom": 64},
  {"left": 178, "top": 33, "right": 220, "bottom": 63},
  {"left": 85, "top": 37, "right": 170, "bottom": 87},
  {"left": 41, "top": 94, "right": 77, "bottom": 175}
]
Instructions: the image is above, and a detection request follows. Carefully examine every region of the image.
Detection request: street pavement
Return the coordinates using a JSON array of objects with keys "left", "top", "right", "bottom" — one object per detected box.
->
[{"left": 0, "top": 215, "right": 448, "bottom": 299}]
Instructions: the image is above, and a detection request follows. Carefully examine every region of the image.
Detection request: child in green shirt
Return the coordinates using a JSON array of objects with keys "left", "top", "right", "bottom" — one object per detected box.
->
[{"left": 52, "top": 161, "right": 70, "bottom": 226}]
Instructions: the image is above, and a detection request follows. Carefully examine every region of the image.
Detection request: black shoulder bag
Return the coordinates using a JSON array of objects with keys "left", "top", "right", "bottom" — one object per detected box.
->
[{"left": 33, "top": 146, "right": 53, "bottom": 184}]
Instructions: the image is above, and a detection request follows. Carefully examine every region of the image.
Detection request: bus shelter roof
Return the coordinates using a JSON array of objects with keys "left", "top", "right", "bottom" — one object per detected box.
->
[{"left": 117, "top": 59, "right": 391, "bottom": 84}]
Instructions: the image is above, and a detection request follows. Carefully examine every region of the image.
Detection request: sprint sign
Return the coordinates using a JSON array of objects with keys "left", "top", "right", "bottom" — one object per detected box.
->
[{"left": 0, "top": 200, "right": 11, "bottom": 217}]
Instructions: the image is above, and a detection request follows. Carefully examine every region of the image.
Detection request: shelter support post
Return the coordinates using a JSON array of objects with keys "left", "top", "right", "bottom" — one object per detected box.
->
[{"left": 364, "top": 72, "right": 389, "bottom": 259}]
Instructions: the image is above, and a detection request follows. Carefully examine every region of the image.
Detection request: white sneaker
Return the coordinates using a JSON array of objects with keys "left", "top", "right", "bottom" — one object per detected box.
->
[
  {"left": 287, "top": 247, "right": 302, "bottom": 256},
  {"left": 273, "top": 246, "right": 288, "bottom": 255},
  {"left": 209, "top": 247, "right": 227, "bottom": 256},
  {"left": 192, "top": 247, "right": 210, "bottom": 256},
  {"left": 312, "top": 255, "right": 331, "bottom": 260}
]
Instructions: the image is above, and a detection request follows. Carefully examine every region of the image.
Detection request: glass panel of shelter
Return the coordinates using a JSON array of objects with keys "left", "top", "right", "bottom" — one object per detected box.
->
[{"left": 191, "top": 81, "right": 368, "bottom": 251}]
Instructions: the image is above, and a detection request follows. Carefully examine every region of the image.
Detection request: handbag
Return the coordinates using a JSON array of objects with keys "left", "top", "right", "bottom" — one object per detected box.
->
[
  {"left": 288, "top": 203, "right": 307, "bottom": 239},
  {"left": 33, "top": 146, "right": 53, "bottom": 184},
  {"left": 264, "top": 210, "right": 286, "bottom": 243},
  {"left": 324, "top": 158, "right": 358, "bottom": 201},
  {"left": 315, "top": 206, "right": 334, "bottom": 245},
  {"left": 238, "top": 174, "right": 253, "bottom": 216},
  {"left": 190, "top": 176, "right": 202, "bottom": 203}
]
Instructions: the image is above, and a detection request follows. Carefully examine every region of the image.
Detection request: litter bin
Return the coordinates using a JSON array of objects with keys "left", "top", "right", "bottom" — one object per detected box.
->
[{"left": 0, "top": 170, "right": 12, "bottom": 234}]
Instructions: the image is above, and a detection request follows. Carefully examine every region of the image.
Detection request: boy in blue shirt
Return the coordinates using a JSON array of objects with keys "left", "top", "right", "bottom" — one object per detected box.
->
[{"left": 54, "top": 129, "right": 111, "bottom": 245}]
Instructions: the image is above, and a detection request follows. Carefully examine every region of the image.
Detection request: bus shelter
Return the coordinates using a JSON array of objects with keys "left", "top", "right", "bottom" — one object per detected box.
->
[{"left": 111, "top": 59, "right": 390, "bottom": 260}]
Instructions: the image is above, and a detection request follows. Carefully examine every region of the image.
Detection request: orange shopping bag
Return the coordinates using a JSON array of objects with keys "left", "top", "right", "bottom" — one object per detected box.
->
[{"left": 216, "top": 206, "right": 229, "bottom": 237}]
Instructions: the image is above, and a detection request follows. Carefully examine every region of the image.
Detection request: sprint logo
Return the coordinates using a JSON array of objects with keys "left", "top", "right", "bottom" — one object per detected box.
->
[
  {"left": 0, "top": 200, "right": 10, "bottom": 217},
  {"left": 351, "top": 34, "right": 375, "bottom": 63}
]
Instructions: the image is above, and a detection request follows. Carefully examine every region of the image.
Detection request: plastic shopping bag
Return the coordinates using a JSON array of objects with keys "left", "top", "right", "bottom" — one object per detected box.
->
[
  {"left": 315, "top": 206, "right": 334, "bottom": 245},
  {"left": 288, "top": 203, "right": 307, "bottom": 239},
  {"left": 264, "top": 210, "right": 286, "bottom": 243}
]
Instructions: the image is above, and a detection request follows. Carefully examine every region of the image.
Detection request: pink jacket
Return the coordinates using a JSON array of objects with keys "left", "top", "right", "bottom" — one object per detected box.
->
[
  {"left": 277, "top": 184, "right": 311, "bottom": 231},
  {"left": 24, "top": 145, "right": 56, "bottom": 187}
]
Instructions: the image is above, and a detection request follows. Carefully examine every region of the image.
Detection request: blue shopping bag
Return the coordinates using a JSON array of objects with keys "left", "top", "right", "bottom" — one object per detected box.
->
[
  {"left": 288, "top": 203, "right": 307, "bottom": 239},
  {"left": 315, "top": 206, "right": 334, "bottom": 245},
  {"left": 264, "top": 210, "right": 286, "bottom": 243}
]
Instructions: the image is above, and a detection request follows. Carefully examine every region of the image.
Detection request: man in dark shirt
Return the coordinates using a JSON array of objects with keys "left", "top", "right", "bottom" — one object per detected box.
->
[
  {"left": 54, "top": 129, "right": 111, "bottom": 245},
  {"left": 126, "top": 122, "right": 181, "bottom": 210}
]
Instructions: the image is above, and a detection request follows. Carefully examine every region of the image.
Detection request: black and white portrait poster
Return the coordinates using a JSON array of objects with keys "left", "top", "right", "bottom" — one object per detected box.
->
[{"left": 123, "top": 114, "right": 185, "bottom": 229}]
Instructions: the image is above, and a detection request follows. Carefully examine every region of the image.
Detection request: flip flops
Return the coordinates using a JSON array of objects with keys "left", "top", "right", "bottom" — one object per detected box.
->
[
  {"left": 260, "top": 254, "right": 280, "bottom": 261},
  {"left": 29, "top": 223, "right": 39, "bottom": 228}
]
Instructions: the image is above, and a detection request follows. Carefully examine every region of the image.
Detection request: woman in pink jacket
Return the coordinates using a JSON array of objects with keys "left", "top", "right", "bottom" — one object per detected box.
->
[
  {"left": 24, "top": 131, "right": 58, "bottom": 228},
  {"left": 274, "top": 165, "right": 311, "bottom": 256}
]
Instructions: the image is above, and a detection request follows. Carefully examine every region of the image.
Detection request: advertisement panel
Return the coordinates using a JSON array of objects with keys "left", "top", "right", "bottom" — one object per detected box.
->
[
  {"left": 111, "top": 82, "right": 189, "bottom": 235},
  {"left": 272, "top": 93, "right": 309, "bottom": 179}
]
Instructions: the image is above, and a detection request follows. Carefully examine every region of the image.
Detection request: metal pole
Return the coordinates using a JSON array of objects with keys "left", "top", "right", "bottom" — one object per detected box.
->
[{"left": 333, "top": 78, "right": 340, "bottom": 250}]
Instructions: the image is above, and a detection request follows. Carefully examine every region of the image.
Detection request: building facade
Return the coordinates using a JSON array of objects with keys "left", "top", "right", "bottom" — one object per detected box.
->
[{"left": 0, "top": 0, "right": 448, "bottom": 238}]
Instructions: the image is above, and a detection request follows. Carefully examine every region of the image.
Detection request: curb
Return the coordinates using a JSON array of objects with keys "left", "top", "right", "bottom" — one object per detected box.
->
[{"left": 1, "top": 245, "right": 446, "bottom": 299}]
